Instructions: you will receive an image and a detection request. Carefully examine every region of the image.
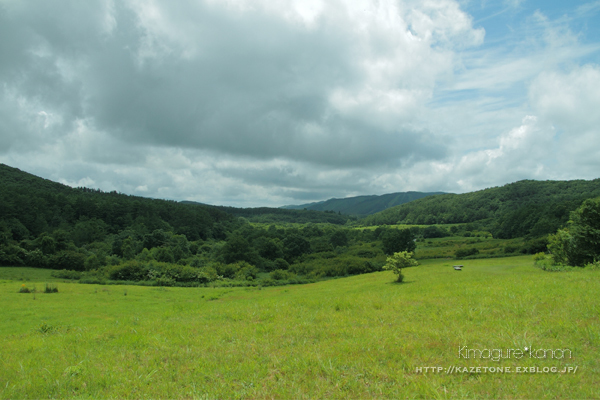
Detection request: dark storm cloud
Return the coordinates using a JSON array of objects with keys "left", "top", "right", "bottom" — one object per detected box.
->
[
  {"left": 4, "top": 0, "right": 594, "bottom": 207},
  {"left": 0, "top": 0, "right": 445, "bottom": 167}
]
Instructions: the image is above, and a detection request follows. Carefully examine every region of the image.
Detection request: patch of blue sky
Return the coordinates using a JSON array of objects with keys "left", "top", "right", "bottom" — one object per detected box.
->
[
  {"left": 431, "top": 1, "right": 600, "bottom": 115},
  {"left": 465, "top": 0, "right": 600, "bottom": 61}
]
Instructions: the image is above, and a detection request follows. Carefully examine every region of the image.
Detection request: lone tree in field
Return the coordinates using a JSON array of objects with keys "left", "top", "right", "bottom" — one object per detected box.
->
[{"left": 383, "top": 251, "right": 418, "bottom": 283}]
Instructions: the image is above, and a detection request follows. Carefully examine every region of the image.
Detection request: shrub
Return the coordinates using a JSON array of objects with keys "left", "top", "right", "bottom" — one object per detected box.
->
[
  {"left": 422, "top": 226, "right": 449, "bottom": 239},
  {"left": 188, "top": 256, "right": 206, "bottom": 268},
  {"left": 44, "top": 283, "right": 58, "bottom": 293},
  {"left": 520, "top": 237, "right": 549, "bottom": 254},
  {"left": 84, "top": 254, "right": 103, "bottom": 271},
  {"left": 177, "top": 265, "right": 201, "bottom": 282},
  {"left": 273, "top": 258, "right": 290, "bottom": 270},
  {"left": 586, "top": 261, "right": 600, "bottom": 270},
  {"left": 19, "top": 284, "right": 31, "bottom": 293},
  {"left": 51, "top": 269, "right": 82, "bottom": 280},
  {"left": 233, "top": 261, "right": 259, "bottom": 281},
  {"left": 382, "top": 251, "right": 418, "bottom": 283},
  {"left": 155, "top": 276, "right": 175, "bottom": 286},
  {"left": 79, "top": 276, "right": 107, "bottom": 285},
  {"left": 136, "top": 248, "right": 153, "bottom": 262},
  {"left": 152, "top": 247, "right": 175, "bottom": 263},
  {"left": 270, "top": 269, "right": 293, "bottom": 281},
  {"left": 532, "top": 252, "right": 546, "bottom": 263},
  {"left": 0, "top": 244, "right": 26, "bottom": 266},
  {"left": 289, "top": 253, "right": 383, "bottom": 278},
  {"left": 196, "top": 271, "right": 212, "bottom": 284},
  {"left": 49, "top": 251, "right": 86, "bottom": 271},
  {"left": 503, "top": 245, "right": 519, "bottom": 254},
  {"left": 26, "top": 249, "right": 48, "bottom": 268},
  {"left": 354, "top": 249, "right": 380, "bottom": 258},
  {"left": 536, "top": 263, "right": 575, "bottom": 272},
  {"left": 533, "top": 251, "right": 573, "bottom": 272},
  {"left": 38, "top": 322, "right": 58, "bottom": 334},
  {"left": 199, "top": 265, "right": 219, "bottom": 282},
  {"left": 455, "top": 247, "right": 479, "bottom": 258},
  {"left": 108, "top": 260, "right": 147, "bottom": 281},
  {"left": 346, "top": 259, "right": 378, "bottom": 275},
  {"left": 215, "top": 262, "right": 239, "bottom": 279}
]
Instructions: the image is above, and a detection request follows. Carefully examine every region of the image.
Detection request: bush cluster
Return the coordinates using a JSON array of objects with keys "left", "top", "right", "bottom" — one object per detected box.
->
[
  {"left": 290, "top": 255, "right": 383, "bottom": 278},
  {"left": 455, "top": 247, "right": 479, "bottom": 258},
  {"left": 50, "top": 269, "right": 82, "bottom": 280}
]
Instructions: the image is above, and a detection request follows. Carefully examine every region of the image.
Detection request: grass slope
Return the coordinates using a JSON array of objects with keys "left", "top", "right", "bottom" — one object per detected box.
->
[{"left": 1, "top": 258, "right": 599, "bottom": 398}]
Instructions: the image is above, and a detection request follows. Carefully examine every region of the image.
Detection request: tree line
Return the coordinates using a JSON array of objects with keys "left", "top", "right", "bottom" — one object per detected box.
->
[
  {"left": 2, "top": 163, "right": 598, "bottom": 280},
  {"left": 0, "top": 164, "right": 420, "bottom": 285},
  {"left": 360, "top": 179, "right": 600, "bottom": 239}
]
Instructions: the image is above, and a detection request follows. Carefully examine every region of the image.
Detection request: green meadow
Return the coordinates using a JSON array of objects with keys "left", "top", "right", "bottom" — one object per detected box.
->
[
  {"left": 1, "top": 256, "right": 599, "bottom": 399},
  {"left": 414, "top": 236, "right": 526, "bottom": 259}
]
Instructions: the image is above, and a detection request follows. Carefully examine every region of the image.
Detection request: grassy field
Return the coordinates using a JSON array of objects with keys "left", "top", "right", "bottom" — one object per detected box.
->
[
  {"left": 1, "top": 256, "right": 599, "bottom": 398},
  {"left": 414, "top": 236, "right": 525, "bottom": 259}
]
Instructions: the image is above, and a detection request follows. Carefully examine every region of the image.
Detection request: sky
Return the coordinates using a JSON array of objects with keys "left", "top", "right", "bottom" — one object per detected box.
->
[{"left": 1, "top": 0, "right": 599, "bottom": 207}]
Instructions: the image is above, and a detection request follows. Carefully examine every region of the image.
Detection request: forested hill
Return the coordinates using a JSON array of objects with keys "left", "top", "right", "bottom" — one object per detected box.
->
[
  {"left": 0, "top": 163, "right": 351, "bottom": 246},
  {"left": 180, "top": 202, "right": 351, "bottom": 225},
  {"left": 0, "top": 164, "right": 239, "bottom": 241},
  {"left": 360, "top": 179, "right": 600, "bottom": 238},
  {"left": 281, "top": 191, "right": 445, "bottom": 215}
]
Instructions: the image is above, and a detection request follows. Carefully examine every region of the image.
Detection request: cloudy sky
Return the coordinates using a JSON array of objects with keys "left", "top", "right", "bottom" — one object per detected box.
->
[{"left": 1, "top": 0, "right": 599, "bottom": 207}]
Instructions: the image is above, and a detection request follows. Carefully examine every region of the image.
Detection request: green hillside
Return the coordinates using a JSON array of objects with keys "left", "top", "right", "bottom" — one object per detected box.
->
[
  {"left": 182, "top": 201, "right": 351, "bottom": 224},
  {"left": 0, "top": 164, "right": 238, "bottom": 242},
  {"left": 282, "top": 191, "right": 445, "bottom": 215},
  {"left": 1, "top": 257, "right": 598, "bottom": 398},
  {"left": 0, "top": 163, "right": 396, "bottom": 282},
  {"left": 360, "top": 179, "right": 600, "bottom": 238}
]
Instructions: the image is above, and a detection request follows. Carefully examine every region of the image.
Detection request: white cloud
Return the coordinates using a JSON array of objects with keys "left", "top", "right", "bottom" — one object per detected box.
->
[
  {"left": 530, "top": 65, "right": 600, "bottom": 132},
  {"left": 0, "top": 0, "right": 599, "bottom": 206},
  {"left": 529, "top": 64, "right": 600, "bottom": 173},
  {"left": 393, "top": 115, "right": 554, "bottom": 193}
]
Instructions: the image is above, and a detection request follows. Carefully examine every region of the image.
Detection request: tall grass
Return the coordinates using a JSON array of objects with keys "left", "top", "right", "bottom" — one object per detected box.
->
[{"left": 1, "top": 256, "right": 598, "bottom": 398}]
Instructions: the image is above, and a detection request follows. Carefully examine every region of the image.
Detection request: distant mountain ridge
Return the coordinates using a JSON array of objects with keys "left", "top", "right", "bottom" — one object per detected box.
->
[
  {"left": 281, "top": 191, "right": 446, "bottom": 215},
  {"left": 180, "top": 201, "right": 350, "bottom": 224}
]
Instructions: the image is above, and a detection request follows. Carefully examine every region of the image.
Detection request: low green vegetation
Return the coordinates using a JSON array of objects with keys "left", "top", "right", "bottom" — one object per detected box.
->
[
  {"left": 0, "top": 164, "right": 415, "bottom": 286},
  {"left": 2, "top": 164, "right": 600, "bottom": 398},
  {"left": 414, "top": 235, "right": 546, "bottom": 260},
  {"left": 360, "top": 179, "right": 600, "bottom": 238},
  {"left": 382, "top": 251, "right": 418, "bottom": 282},
  {"left": 547, "top": 197, "right": 600, "bottom": 267},
  {"left": 1, "top": 256, "right": 599, "bottom": 398},
  {"left": 2, "top": 164, "right": 599, "bottom": 291},
  {"left": 210, "top": 205, "right": 353, "bottom": 224}
]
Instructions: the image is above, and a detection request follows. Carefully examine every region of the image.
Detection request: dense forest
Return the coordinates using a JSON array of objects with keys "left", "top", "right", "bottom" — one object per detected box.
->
[
  {"left": 0, "top": 164, "right": 416, "bottom": 285},
  {"left": 0, "top": 164, "right": 239, "bottom": 242},
  {"left": 2, "top": 164, "right": 599, "bottom": 285},
  {"left": 182, "top": 202, "right": 352, "bottom": 225},
  {"left": 361, "top": 179, "right": 600, "bottom": 239},
  {"left": 281, "top": 191, "right": 444, "bottom": 216}
]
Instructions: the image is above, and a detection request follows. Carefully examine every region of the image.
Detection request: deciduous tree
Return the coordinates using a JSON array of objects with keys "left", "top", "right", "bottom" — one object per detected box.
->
[{"left": 382, "top": 251, "right": 418, "bottom": 282}]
